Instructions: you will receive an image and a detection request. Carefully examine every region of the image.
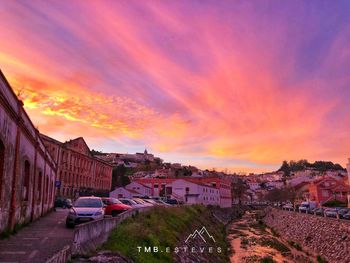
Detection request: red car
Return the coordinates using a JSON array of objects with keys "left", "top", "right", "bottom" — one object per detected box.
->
[{"left": 102, "top": 197, "right": 132, "bottom": 217}]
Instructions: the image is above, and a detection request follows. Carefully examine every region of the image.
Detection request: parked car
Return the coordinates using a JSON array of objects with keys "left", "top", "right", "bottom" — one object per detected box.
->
[
  {"left": 282, "top": 203, "right": 293, "bottom": 210},
  {"left": 312, "top": 208, "right": 325, "bottom": 216},
  {"left": 342, "top": 211, "right": 350, "bottom": 220},
  {"left": 142, "top": 199, "right": 159, "bottom": 206},
  {"left": 55, "top": 197, "right": 72, "bottom": 209},
  {"left": 119, "top": 198, "right": 147, "bottom": 208},
  {"left": 337, "top": 208, "right": 350, "bottom": 219},
  {"left": 102, "top": 198, "right": 132, "bottom": 217},
  {"left": 153, "top": 199, "right": 171, "bottom": 206},
  {"left": 324, "top": 208, "right": 338, "bottom": 218},
  {"left": 66, "top": 196, "right": 104, "bottom": 228},
  {"left": 298, "top": 201, "right": 317, "bottom": 213},
  {"left": 132, "top": 198, "right": 154, "bottom": 207},
  {"left": 165, "top": 199, "right": 180, "bottom": 205}
]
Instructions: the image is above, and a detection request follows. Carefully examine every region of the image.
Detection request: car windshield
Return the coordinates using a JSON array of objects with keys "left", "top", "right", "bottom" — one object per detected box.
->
[{"left": 74, "top": 198, "right": 102, "bottom": 208}]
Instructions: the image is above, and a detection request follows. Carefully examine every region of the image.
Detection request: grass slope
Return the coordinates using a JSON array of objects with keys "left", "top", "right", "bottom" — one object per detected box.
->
[{"left": 102, "top": 205, "right": 228, "bottom": 263}]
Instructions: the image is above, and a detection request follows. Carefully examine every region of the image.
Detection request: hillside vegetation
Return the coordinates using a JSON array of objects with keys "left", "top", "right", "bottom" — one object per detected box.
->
[
  {"left": 278, "top": 160, "right": 345, "bottom": 176},
  {"left": 102, "top": 205, "right": 230, "bottom": 263}
]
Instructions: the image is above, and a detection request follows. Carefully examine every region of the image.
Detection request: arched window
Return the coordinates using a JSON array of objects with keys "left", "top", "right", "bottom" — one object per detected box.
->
[
  {"left": 23, "top": 160, "right": 30, "bottom": 201},
  {"left": 0, "top": 140, "right": 5, "bottom": 199}
]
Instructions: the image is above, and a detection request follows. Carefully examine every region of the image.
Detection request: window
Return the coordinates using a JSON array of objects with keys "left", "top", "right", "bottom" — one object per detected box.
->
[
  {"left": 23, "top": 160, "right": 30, "bottom": 201},
  {"left": 322, "top": 190, "right": 329, "bottom": 197},
  {"left": 0, "top": 140, "right": 4, "bottom": 199}
]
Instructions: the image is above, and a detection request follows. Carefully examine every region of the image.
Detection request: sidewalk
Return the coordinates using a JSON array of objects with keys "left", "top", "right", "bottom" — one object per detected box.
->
[{"left": 0, "top": 209, "right": 74, "bottom": 263}]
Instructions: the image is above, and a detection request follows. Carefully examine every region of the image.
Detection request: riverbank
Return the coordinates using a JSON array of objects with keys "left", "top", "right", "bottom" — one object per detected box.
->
[{"left": 227, "top": 210, "right": 320, "bottom": 263}]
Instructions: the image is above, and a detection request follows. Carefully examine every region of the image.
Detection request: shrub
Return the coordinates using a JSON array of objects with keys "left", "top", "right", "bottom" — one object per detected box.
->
[
  {"left": 323, "top": 200, "right": 346, "bottom": 207},
  {"left": 317, "top": 255, "right": 328, "bottom": 263},
  {"left": 270, "top": 228, "right": 280, "bottom": 237},
  {"left": 260, "top": 256, "right": 276, "bottom": 263},
  {"left": 260, "top": 237, "right": 290, "bottom": 254},
  {"left": 288, "top": 240, "right": 302, "bottom": 251}
]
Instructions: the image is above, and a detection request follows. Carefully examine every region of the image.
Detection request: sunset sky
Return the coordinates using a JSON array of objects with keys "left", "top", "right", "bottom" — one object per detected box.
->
[{"left": 0, "top": 1, "right": 350, "bottom": 173}]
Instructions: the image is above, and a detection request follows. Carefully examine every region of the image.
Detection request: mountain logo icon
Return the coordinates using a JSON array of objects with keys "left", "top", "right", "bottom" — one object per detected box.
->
[{"left": 185, "top": 226, "right": 216, "bottom": 243}]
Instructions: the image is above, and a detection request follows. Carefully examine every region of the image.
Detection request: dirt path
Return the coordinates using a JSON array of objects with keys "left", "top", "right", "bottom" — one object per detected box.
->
[{"left": 227, "top": 211, "right": 318, "bottom": 263}]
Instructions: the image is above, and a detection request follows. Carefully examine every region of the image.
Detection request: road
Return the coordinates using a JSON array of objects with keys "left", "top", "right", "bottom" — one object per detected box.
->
[{"left": 0, "top": 208, "right": 74, "bottom": 263}]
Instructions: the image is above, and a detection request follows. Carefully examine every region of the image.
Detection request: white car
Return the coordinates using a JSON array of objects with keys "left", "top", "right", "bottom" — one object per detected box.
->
[
  {"left": 282, "top": 203, "right": 293, "bottom": 210},
  {"left": 119, "top": 198, "right": 147, "bottom": 208},
  {"left": 66, "top": 196, "right": 105, "bottom": 228},
  {"left": 132, "top": 198, "right": 154, "bottom": 207}
]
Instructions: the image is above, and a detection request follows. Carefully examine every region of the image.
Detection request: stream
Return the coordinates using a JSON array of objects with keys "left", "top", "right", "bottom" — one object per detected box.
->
[{"left": 227, "top": 210, "right": 319, "bottom": 263}]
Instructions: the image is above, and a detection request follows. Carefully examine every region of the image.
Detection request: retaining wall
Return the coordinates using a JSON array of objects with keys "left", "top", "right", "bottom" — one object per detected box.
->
[
  {"left": 45, "top": 207, "right": 151, "bottom": 262},
  {"left": 45, "top": 245, "right": 71, "bottom": 263},
  {"left": 72, "top": 207, "right": 151, "bottom": 256},
  {"left": 263, "top": 207, "right": 350, "bottom": 263}
]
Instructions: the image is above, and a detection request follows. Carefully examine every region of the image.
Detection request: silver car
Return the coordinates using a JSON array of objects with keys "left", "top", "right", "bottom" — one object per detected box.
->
[
  {"left": 66, "top": 196, "right": 104, "bottom": 228},
  {"left": 324, "top": 208, "right": 338, "bottom": 218},
  {"left": 119, "top": 198, "right": 147, "bottom": 209}
]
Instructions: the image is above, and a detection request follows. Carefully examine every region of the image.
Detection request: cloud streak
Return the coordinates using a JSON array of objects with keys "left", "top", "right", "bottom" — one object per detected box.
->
[{"left": 0, "top": 0, "right": 350, "bottom": 172}]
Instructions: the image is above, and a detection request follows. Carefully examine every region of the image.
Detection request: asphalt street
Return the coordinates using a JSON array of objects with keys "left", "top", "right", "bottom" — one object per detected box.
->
[{"left": 0, "top": 209, "right": 74, "bottom": 263}]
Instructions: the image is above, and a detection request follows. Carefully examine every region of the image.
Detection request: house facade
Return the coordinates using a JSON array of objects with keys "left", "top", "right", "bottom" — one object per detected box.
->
[
  {"left": 309, "top": 176, "right": 350, "bottom": 204},
  {"left": 171, "top": 179, "right": 220, "bottom": 206},
  {"left": 41, "top": 135, "right": 113, "bottom": 198},
  {"left": 0, "top": 70, "right": 57, "bottom": 234}
]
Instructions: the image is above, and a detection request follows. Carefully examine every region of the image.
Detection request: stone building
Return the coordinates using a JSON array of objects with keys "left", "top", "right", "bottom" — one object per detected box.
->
[
  {"left": 40, "top": 135, "right": 113, "bottom": 198},
  {"left": 0, "top": 70, "right": 57, "bottom": 235}
]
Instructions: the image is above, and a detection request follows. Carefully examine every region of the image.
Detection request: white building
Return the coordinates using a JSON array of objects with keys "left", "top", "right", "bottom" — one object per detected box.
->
[
  {"left": 286, "top": 174, "right": 313, "bottom": 187},
  {"left": 247, "top": 181, "right": 261, "bottom": 191},
  {"left": 125, "top": 181, "right": 152, "bottom": 197},
  {"left": 171, "top": 179, "right": 220, "bottom": 206},
  {"left": 265, "top": 181, "right": 284, "bottom": 189}
]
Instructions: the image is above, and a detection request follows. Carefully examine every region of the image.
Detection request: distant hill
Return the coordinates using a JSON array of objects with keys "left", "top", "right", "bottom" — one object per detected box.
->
[{"left": 278, "top": 159, "right": 346, "bottom": 176}]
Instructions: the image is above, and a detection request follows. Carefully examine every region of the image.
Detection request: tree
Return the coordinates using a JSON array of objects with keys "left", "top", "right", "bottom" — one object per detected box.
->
[
  {"left": 278, "top": 159, "right": 345, "bottom": 175},
  {"left": 279, "top": 160, "right": 291, "bottom": 177},
  {"left": 231, "top": 178, "right": 248, "bottom": 205},
  {"left": 111, "top": 165, "right": 130, "bottom": 190},
  {"left": 264, "top": 187, "right": 296, "bottom": 204}
]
